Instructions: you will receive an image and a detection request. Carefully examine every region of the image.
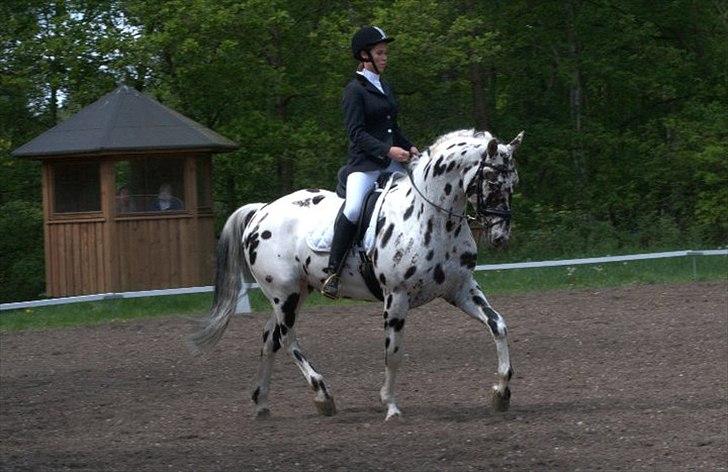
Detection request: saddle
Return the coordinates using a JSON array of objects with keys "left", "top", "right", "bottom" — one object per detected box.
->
[
  {"left": 331, "top": 165, "right": 396, "bottom": 301},
  {"left": 334, "top": 165, "right": 393, "bottom": 246}
]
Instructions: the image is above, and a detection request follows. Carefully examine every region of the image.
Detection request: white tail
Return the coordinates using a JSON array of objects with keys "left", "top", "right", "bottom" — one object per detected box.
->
[{"left": 188, "top": 203, "right": 265, "bottom": 354}]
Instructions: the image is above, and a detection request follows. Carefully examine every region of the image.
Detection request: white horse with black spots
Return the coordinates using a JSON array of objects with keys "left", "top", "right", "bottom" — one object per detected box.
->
[{"left": 190, "top": 129, "right": 524, "bottom": 420}]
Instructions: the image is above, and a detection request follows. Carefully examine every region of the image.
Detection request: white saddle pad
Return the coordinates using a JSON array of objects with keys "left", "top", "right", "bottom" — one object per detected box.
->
[{"left": 306, "top": 189, "right": 385, "bottom": 255}]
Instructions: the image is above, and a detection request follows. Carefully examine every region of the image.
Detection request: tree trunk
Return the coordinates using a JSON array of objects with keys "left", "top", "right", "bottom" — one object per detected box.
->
[
  {"left": 49, "top": 84, "right": 58, "bottom": 125},
  {"left": 566, "top": 2, "right": 586, "bottom": 180},
  {"left": 275, "top": 97, "right": 294, "bottom": 194},
  {"left": 470, "top": 62, "right": 494, "bottom": 131}
]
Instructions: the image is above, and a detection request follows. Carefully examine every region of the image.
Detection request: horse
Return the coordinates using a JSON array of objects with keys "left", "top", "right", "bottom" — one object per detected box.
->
[{"left": 190, "top": 128, "right": 524, "bottom": 420}]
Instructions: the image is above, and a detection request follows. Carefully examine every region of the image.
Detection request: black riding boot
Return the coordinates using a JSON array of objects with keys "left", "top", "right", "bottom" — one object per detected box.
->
[{"left": 321, "top": 212, "right": 358, "bottom": 299}]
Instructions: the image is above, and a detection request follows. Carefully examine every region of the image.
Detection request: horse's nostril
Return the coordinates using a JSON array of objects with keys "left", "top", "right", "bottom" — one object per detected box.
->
[{"left": 490, "top": 235, "right": 509, "bottom": 249}]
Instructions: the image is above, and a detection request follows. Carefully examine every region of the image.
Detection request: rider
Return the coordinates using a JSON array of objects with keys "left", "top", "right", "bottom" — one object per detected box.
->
[{"left": 321, "top": 26, "right": 420, "bottom": 299}]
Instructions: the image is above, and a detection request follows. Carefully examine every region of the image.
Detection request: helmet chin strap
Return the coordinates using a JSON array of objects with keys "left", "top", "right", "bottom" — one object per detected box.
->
[{"left": 363, "top": 49, "right": 381, "bottom": 75}]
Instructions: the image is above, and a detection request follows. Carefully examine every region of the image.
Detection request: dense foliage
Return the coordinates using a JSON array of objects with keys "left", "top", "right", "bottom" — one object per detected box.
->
[{"left": 1, "top": 0, "right": 726, "bottom": 301}]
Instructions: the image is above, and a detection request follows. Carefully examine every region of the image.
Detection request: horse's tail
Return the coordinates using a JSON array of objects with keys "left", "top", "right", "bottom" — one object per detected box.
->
[{"left": 188, "top": 203, "right": 265, "bottom": 355}]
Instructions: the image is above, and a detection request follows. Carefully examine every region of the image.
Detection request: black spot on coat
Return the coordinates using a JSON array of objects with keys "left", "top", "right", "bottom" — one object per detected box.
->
[
  {"left": 271, "top": 325, "right": 282, "bottom": 352},
  {"left": 433, "top": 264, "right": 445, "bottom": 284},
  {"left": 282, "top": 292, "right": 300, "bottom": 328},
  {"left": 244, "top": 210, "right": 257, "bottom": 226},
  {"left": 433, "top": 156, "right": 447, "bottom": 177},
  {"left": 381, "top": 223, "right": 394, "bottom": 248},
  {"left": 387, "top": 318, "right": 406, "bottom": 331},
  {"left": 404, "top": 266, "right": 417, "bottom": 279},
  {"left": 312, "top": 195, "right": 325, "bottom": 205},
  {"left": 261, "top": 230, "right": 271, "bottom": 239},
  {"left": 424, "top": 218, "right": 433, "bottom": 246},
  {"left": 460, "top": 252, "right": 477, "bottom": 269},
  {"left": 403, "top": 204, "right": 414, "bottom": 220}
]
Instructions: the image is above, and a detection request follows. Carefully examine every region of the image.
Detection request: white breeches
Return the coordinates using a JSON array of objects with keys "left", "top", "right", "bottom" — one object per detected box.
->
[{"left": 343, "top": 160, "right": 405, "bottom": 223}]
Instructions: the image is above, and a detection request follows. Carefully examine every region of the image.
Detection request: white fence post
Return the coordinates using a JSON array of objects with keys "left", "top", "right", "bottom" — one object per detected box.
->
[{"left": 235, "top": 281, "right": 252, "bottom": 315}]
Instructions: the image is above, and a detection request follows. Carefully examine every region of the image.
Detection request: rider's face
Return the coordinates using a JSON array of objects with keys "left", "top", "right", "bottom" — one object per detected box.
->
[{"left": 363, "top": 42, "right": 388, "bottom": 73}]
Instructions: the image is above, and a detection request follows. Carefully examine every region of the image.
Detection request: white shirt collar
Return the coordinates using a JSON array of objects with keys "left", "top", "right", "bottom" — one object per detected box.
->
[{"left": 357, "top": 69, "right": 384, "bottom": 94}]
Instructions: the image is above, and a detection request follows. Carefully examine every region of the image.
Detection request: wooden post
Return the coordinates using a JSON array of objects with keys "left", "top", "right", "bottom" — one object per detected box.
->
[
  {"left": 100, "top": 159, "right": 116, "bottom": 292},
  {"left": 184, "top": 155, "right": 199, "bottom": 285},
  {"left": 41, "top": 162, "right": 53, "bottom": 296}
]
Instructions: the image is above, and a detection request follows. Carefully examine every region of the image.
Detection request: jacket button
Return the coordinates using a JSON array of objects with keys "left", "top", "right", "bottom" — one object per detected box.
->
[
  {"left": 387, "top": 128, "right": 392, "bottom": 133},
  {"left": 387, "top": 115, "right": 391, "bottom": 119}
]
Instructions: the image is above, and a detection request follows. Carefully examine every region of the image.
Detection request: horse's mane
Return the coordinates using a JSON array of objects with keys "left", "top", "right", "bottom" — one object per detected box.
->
[
  {"left": 428, "top": 129, "right": 494, "bottom": 149},
  {"left": 411, "top": 129, "right": 494, "bottom": 171}
]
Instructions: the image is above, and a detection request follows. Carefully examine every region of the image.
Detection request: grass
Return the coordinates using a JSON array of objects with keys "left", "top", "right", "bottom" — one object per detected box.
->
[
  {"left": 1, "top": 255, "right": 725, "bottom": 332},
  {"left": 474, "top": 254, "right": 727, "bottom": 294}
]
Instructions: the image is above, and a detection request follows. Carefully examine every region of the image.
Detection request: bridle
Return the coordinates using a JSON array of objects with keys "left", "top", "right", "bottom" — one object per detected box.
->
[{"left": 403, "top": 157, "right": 513, "bottom": 227}]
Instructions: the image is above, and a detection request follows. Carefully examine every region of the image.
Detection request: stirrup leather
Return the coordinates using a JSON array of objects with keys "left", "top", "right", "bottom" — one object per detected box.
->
[{"left": 321, "top": 273, "right": 340, "bottom": 299}]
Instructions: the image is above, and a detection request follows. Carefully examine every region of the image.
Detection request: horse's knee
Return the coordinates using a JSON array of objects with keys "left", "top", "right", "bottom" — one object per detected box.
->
[{"left": 487, "top": 320, "right": 507, "bottom": 339}]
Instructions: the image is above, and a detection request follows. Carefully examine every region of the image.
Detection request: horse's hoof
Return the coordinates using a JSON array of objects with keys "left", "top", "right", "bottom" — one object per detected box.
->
[
  {"left": 314, "top": 396, "right": 337, "bottom": 416},
  {"left": 384, "top": 404, "right": 402, "bottom": 421},
  {"left": 491, "top": 386, "right": 511, "bottom": 412},
  {"left": 255, "top": 407, "right": 271, "bottom": 419}
]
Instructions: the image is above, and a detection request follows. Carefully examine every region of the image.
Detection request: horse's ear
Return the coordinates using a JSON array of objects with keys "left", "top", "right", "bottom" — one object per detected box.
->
[
  {"left": 509, "top": 131, "right": 525, "bottom": 151},
  {"left": 487, "top": 139, "right": 498, "bottom": 158}
]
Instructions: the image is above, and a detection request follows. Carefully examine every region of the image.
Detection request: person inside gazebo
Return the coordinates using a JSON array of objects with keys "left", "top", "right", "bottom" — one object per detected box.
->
[
  {"left": 116, "top": 185, "right": 135, "bottom": 213},
  {"left": 151, "top": 183, "right": 183, "bottom": 211}
]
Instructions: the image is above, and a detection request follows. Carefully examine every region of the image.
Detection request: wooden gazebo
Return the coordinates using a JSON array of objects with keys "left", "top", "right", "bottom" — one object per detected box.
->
[{"left": 12, "top": 85, "right": 239, "bottom": 297}]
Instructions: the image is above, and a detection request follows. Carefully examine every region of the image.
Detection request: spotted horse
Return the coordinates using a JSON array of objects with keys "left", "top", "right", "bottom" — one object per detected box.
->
[{"left": 190, "top": 129, "right": 524, "bottom": 420}]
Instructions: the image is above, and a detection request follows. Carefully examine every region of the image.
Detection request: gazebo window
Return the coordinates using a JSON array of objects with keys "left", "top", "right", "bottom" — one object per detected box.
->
[
  {"left": 53, "top": 162, "right": 101, "bottom": 213},
  {"left": 115, "top": 158, "right": 185, "bottom": 213}
]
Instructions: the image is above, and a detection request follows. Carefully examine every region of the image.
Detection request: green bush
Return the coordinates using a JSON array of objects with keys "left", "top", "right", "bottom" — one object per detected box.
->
[
  {"left": 482, "top": 203, "right": 712, "bottom": 263},
  {"left": 0, "top": 200, "right": 45, "bottom": 302}
]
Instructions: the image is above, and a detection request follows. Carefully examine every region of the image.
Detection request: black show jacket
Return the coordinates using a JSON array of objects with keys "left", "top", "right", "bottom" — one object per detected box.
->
[{"left": 342, "top": 73, "right": 413, "bottom": 173}]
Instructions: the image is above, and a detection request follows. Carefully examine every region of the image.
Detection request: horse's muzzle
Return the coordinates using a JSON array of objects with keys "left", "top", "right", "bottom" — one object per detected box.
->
[{"left": 489, "top": 233, "right": 510, "bottom": 250}]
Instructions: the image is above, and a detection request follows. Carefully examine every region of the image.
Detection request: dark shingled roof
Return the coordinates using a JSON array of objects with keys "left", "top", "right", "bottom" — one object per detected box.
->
[{"left": 12, "top": 85, "right": 239, "bottom": 158}]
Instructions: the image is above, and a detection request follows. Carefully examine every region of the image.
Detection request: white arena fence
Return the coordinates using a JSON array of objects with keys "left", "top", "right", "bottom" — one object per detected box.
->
[{"left": 1, "top": 249, "right": 725, "bottom": 314}]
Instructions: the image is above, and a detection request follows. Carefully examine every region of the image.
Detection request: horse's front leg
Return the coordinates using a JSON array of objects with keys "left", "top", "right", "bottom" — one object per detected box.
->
[
  {"left": 450, "top": 279, "right": 513, "bottom": 412},
  {"left": 380, "top": 291, "right": 410, "bottom": 420}
]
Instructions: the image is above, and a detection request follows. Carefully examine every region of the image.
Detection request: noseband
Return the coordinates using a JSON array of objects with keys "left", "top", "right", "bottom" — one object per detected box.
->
[
  {"left": 404, "top": 159, "right": 512, "bottom": 226},
  {"left": 474, "top": 161, "right": 512, "bottom": 226}
]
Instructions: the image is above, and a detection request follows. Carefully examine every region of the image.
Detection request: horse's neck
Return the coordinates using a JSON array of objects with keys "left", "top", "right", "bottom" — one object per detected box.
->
[{"left": 408, "top": 158, "right": 467, "bottom": 215}]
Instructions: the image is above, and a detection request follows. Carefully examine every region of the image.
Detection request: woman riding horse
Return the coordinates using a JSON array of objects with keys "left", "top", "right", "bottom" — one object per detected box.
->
[{"left": 322, "top": 26, "right": 420, "bottom": 299}]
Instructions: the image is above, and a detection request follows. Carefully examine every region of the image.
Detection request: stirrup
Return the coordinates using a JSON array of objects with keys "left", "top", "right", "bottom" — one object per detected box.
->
[{"left": 321, "top": 273, "right": 340, "bottom": 300}]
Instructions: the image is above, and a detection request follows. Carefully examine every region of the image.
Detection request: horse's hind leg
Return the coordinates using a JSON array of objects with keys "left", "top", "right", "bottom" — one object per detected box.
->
[
  {"left": 251, "top": 287, "right": 336, "bottom": 417},
  {"left": 450, "top": 279, "right": 513, "bottom": 412},
  {"left": 380, "top": 291, "right": 410, "bottom": 420},
  {"left": 251, "top": 314, "right": 278, "bottom": 417},
  {"left": 251, "top": 289, "right": 304, "bottom": 417},
  {"left": 286, "top": 332, "right": 336, "bottom": 416}
]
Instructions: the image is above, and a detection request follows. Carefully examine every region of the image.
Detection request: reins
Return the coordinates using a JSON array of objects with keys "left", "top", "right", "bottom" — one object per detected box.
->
[
  {"left": 403, "top": 159, "right": 512, "bottom": 226},
  {"left": 404, "top": 165, "right": 474, "bottom": 221}
]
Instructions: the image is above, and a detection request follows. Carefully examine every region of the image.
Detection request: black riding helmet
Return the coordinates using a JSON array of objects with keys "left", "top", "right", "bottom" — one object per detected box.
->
[{"left": 351, "top": 26, "right": 394, "bottom": 74}]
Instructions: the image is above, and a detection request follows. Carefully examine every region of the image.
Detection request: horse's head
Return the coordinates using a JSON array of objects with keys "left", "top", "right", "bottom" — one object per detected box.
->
[{"left": 467, "top": 131, "right": 523, "bottom": 249}]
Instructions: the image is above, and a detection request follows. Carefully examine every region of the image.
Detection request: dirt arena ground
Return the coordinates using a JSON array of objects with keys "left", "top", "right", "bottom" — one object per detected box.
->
[{"left": 1, "top": 281, "right": 726, "bottom": 471}]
